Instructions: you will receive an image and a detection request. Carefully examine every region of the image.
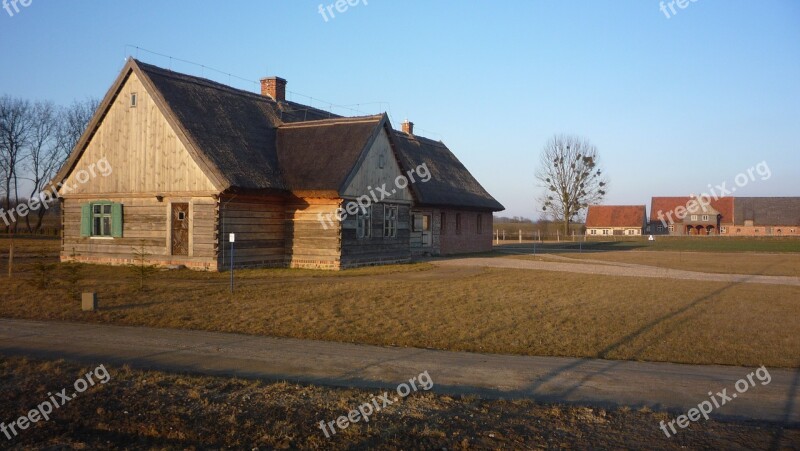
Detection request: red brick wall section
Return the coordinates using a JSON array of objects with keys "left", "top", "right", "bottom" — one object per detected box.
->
[
  {"left": 439, "top": 209, "right": 493, "bottom": 255},
  {"left": 721, "top": 225, "right": 800, "bottom": 236}
]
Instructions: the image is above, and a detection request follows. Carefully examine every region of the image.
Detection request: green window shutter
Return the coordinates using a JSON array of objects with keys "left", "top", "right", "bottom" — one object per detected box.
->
[
  {"left": 111, "top": 203, "right": 123, "bottom": 238},
  {"left": 80, "top": 203, "right": 92, "bottom": 237}
]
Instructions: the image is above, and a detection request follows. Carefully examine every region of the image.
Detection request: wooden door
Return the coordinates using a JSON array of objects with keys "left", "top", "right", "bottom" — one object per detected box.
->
[
  {"left": 171, "top": 203, "right": 189, "bottom": 256},
  {"left": 421, "top": 214, "right": 432, "bottom": 247}
]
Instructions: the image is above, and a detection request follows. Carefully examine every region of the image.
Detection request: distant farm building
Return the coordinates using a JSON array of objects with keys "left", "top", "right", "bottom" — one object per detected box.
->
[
  {"left": 585, "top": 205, "right": 647, "bottom": 236},
  {"left": 648, "top": 196, "right": 800, "bottom": 236},
  {"left": 53, "top": 59, "right": 503, "bottom": 270}
]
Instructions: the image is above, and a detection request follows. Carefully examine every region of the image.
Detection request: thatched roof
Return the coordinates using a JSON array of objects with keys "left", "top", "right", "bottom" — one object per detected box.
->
[
  {"left": 277, "top": 116, "right": 385, "bottom": 192},
  {"left": 393, "top": 131, "right": 504, "bottom": 211},
  {"left": 55, "top": 59, "right": 503, "bottom": 211},
  {"left": 138, "top": 61, "right": 285, "bottom": 191}
]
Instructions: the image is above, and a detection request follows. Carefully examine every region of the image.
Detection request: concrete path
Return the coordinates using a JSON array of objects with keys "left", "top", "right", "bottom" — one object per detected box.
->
[
  {"left": 1, "top": 319, "right": 797, "bottom": 425},
  {"left": 435, "top": 256, "right": 800, "bottom": 286}
]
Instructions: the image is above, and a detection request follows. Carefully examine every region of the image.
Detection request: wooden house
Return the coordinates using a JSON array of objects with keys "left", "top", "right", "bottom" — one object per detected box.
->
[{"left": 53, "top": 59, "right": 503, "bottom": 270}]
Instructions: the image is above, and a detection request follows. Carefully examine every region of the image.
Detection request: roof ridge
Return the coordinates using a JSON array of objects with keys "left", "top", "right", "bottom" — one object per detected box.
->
[
  {"left": 278, "top": 115, "right": 383, "bottom": 128},
  {"left": 134, "top": 59, "right": 272, "bottom": 104},
  {"left": 394, "top": 130, "right": 448, "bottom": 149}
]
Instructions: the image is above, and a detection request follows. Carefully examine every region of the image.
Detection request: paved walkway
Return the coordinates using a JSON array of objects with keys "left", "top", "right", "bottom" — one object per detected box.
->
[
  {"left": 435, "top": 256, "right": 800, "bottom": 286},
  {"left": 1, "top": 319, "right": 797, "bottom": 424}
]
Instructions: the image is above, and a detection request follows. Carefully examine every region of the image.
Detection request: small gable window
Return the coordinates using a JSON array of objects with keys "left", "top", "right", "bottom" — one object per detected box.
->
[
  {"left": 356, "top": 206, "right": 371, "bottom": 239},
  {"left": 130, "top": 93, "right": 138, "bottom": 108},
  {"left": 383, "top": 204, "right": 398, "bottom": 238},
  {"left": 81, "top": 202, "right": 123, "bottom": 238}
]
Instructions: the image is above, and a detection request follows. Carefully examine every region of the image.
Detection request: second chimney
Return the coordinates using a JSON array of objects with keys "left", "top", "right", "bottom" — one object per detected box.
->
[
  {"left": 260, "top": 76, "right": 287, "bottom": 102},
  {"left": 402, "top": 120, "right": 414, "bottom": 135}
]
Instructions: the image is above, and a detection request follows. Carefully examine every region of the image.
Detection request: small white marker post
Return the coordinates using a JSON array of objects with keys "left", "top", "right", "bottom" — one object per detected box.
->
[{"left": 229, "top": 233, "right": 235, "bottom": 293}]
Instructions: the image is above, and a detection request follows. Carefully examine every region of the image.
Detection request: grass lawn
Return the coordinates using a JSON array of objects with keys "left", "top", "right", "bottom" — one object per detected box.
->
[
  {"left": 1, "top": 357, "right": 795, "bottom": 450},
  {"left": 496, "top": 237, "right": 800, "bottom": 253},
  {"left": 507, "top": 250, "right": 800, "bottom": 277},
  {"left": 1, "top": 239, "right": 798, "bottom": 368}
]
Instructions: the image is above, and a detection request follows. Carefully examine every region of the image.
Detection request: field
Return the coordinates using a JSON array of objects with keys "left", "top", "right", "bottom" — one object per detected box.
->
[
  {"left": 510, "top": 250, "right": 800, "bottom": 277},
  {"left": 1, "top": 238, "right": 799, "bottom": 368},
  {"left": 492, "top": 235, "right": 800, "bottom": 253},
  {"left": 1, "top": 356, "right": 796, "bottom": 450}
]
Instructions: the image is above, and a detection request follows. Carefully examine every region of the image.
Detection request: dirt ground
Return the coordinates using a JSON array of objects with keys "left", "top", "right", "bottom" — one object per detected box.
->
[{"left": 1, "top": 357, "right": 797, "bottom": 450}]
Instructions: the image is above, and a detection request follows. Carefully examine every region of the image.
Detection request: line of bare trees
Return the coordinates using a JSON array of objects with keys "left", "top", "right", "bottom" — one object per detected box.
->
[{"left": 0, "top": 95, "right": 98, "bottom": 233}]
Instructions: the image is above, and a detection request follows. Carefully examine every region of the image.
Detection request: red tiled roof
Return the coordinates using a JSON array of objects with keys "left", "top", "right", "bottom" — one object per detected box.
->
[
  {"left": 585, "top": 205, "right": 646, "bottom": 228},
  {"left": 650, "top": 197, "right": 734, "bottom": 224}
]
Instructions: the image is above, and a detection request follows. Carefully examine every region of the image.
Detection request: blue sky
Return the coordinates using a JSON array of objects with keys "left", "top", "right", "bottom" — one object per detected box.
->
[{"left": 2, "top": 0, "right": 798, "bottom": 218}]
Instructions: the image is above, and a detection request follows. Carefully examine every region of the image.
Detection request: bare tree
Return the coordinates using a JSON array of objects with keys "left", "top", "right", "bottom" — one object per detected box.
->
[
  {"left": 23, "top": 101, "right": 60, "bottom": 232},
  {"left": 0, "top": 95, "right": 32, "bottom": 232},
  {"left": 536, "top": 134, "right": 608, "bottom": 234},
  {"left": 55, "top": 98, "right": 98, "bottom": 167}
]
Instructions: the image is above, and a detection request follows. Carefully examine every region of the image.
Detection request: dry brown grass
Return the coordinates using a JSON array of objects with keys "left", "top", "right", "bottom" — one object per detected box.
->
[
  {"left": 1, "top": 357, "right": 795, "bottom": 449},
  {"left": 1, "top": 240, "right": 799, "bottom": 368},
  {"left": 550, "top": 250, "right": 800, "bottom": 277}
]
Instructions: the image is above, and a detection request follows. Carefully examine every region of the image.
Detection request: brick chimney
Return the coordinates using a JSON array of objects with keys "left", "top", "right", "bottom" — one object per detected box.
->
[
  {"left": 260, "top": 76, "right": 287, "bottom": 102},
  {"left": 402, "top": 120, "right": 414, "bottom": 135}
]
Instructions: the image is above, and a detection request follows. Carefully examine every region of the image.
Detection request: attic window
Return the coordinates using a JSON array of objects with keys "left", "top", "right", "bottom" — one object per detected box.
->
[
  {"left": 130, "top": 93, "right": 138, "bottom": 108},
  {"left": 378, "top": 153, "right": 386, "bottom": 169}
]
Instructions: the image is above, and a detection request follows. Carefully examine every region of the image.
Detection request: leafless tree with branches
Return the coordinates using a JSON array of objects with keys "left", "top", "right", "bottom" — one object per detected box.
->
[{"left": 536, "top": 134, "right": 608, "bottom": 234}]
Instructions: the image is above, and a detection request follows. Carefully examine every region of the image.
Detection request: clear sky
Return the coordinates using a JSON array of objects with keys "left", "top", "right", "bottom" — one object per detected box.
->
[{"left": 2, "top": 0, "right": 798, "bottom": 218}]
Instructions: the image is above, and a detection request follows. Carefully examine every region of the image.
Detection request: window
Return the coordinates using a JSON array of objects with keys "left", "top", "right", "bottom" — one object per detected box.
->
[
  {"left": 356, "top": 206, "right": 371, "bottom": 239},
  {"left": 668, "top": 225, "right": 675, "bottom": 232},
  {"left": 93, "top": 203, "right": 112, "bottom": 236},
  {"left": 130, "top": 93, "right": 137, "bottom": 108},
  {"left": 721, "top": 226, "right": 727, "bottom": 234},
  {"left": 656, "top": 225, "right": 663, "bottom": 232},
  {"left": 412, "top": 214, "right": 424, "bottom": 232},
  {"left": 383, "top": 204, "right": 397, "bottom": 238},
  {"left": 455, "top": 213, "right": 462, "bottom": 235},
  {"left": 477, "top": 214, "right": 483, "bottom": 234},
  {"left": 690, "top": 215, "right": 698, "bottom": 221},
  {"left": 602, "top": 229, "right": 609, "bottom": 235},
  {"left": 590, "top": 229, "right": 597, "bottom": 235},
  {"left": 440, "top": 212, "right": 446, "bottom": 234},
  {"left": 378, "top": 153, "right": 385, "bottom": 169},
  {"left": 81, "top": 201, "right": 123, "bottom": 238},
  {"left": 702, "top": 215, "right": 709, "bottom": 221}
]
